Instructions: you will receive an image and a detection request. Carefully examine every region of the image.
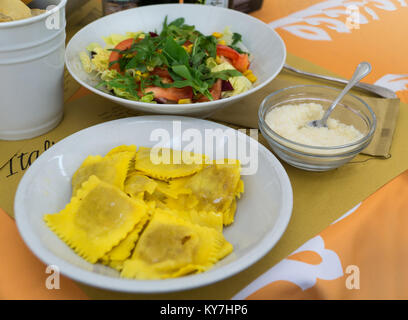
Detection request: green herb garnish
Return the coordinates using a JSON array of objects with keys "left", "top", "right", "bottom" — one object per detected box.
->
[{"left": 98, "top": 17, "right": 244, "bottom": 101}]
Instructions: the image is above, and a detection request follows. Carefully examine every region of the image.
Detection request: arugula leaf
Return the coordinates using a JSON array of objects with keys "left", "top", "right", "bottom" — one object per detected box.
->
[
  {"left": 230, "top": 32, "right": 248, "bottom": 54},
  {"left": 209, "top": 69, "right": 242, "bottom": 80},
  {"left": 169, "top": 17, "right": 185, "bottom": 27},
  {"left": 161, "top": 16, "right": 169, "bottom": 36},
  {"left": 170, "top": 64, "right": 211, "bottom": 98},
  {"left": 109, "top": 34, "right": 167, "bottom": 72},
  {"left": 232, "top": 32, "right": 242, "bottom": 46},
  {"left": 193, "top": 35, "right": 217, "bottom": 58},
  {"left": 171, "top": 65, "right": 192, "bottom": 80},
  {"left": 97, "top": 72, "right": 140, "bottom": 100},
  {"left": 162, "top": 37, "right": 189, "bottom": 65}
]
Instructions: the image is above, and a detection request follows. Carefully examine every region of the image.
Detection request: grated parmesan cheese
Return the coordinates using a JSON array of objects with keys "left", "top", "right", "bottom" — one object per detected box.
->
[{"left": 265, "top": 103, "right": 364, "bottom": 147}]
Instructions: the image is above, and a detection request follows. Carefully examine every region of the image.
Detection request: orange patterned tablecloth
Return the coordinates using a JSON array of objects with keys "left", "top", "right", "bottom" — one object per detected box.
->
[
  {"left": 1, "top": 0, "right": 408, "bottom": 300},
  {"left": 242, "top": 0, "right": 408, "bottom": 299},
  {"left": 254, "top": 0, "right": 408, "bottom": 103}
]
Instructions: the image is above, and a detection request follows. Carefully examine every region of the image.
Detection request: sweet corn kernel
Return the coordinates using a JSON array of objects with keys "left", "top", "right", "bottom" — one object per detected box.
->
[
  {"left": 178, "top": 99, "right": 192, "bottom": 104},
  {"left": 243, "top": 69, "right": 253, "bottom": 76},
  {"left": 183, "top": 44, "right": 193, "bottom": 54},
  {"left": 133, "top": 70, "right": 149, "bottom": 81},
  {"left": 133, "top": 70, "right": 141, "bottom": 81},
  {"left": 218, "top": 40, "right": 226, "bottom": 45},
  {"left": 246, "top": 74, "right": 257, "bottom": 83},
  {"left": 215, "top": 55, "right": 222, "bottom": 64},
  {"left": 212, "top": 32, "right": 223, "bottom": 38}
]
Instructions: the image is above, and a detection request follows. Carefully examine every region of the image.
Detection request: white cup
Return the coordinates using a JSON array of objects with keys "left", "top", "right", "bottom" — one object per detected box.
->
[{"left": 0, "top": 0, "right": 67, "bottom": 140}]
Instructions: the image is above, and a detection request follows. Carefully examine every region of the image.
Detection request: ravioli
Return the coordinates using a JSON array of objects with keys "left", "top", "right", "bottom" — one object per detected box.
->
[
  {"left": 45, "top": 145, "right": 244, "bottom": 279},
  {"left": 165, "top": 194, "right": 198, "bottom": 212},
  {"left": 134, "top": 147, "right": 206, "bottom": 180},
  {"left": 156, "top": 177, "right": 192, "bottom": 199},
  {"left": 71, "top": 150, "right": 134, "bottom": 195},
  {"left": 163, "top": 160, "right": 242, "bottom": 225},
  {"left": 106, "top": 144, "right": 137, "bottom": 156},
  {"left": 188, "top": 160, "right": 240, "bottom": 208},
  {"left": 44, "top": 176, "right": 148, "bottom": 263},
  {"left": 166, "top": 208, "right": 224, "bottom": 233},
  {"left": 121, "top": 210, "right": 232, "bottom": 280},
  {"left": 101, "top": 214, "right": 150, "bottom": 271},
  {"left": 235, "top": 179, "right": 244, "bottom": 199},
  {"left": 124, "top": 172, "right": 157, "bottom": 199}
]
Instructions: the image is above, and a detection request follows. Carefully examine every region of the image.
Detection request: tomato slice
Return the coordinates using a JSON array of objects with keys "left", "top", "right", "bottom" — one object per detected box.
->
[
  {"left": 151, "top": 67, "right": 172, "bottom": 79},
  {"left": 216, "top": 44, "right": 250, "bottom": 73},
  {"left": 108, "top": 38, "right": 137, "bottom": 72},
  {"left": 197, "top": 79, "right": 222, "bottom": 102},
  {"left": 147, "top": 67, "right": 192, "bottom": 102},
  {"left": 144, "top": 86, "right": 193, "bottom": 103}
]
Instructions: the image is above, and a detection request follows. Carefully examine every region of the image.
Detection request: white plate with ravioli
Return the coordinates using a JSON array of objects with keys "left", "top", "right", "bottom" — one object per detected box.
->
[
  {"left": 65, "top": 4, "right": 286, "bottom": 117},
  {"left": 14, "top": 116, "right": 292, "bottom": 293}
]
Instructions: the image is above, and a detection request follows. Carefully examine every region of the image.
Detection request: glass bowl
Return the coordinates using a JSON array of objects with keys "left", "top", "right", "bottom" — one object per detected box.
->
[{"left": 258, "top": 85, "right": 377, "bottom": 171}]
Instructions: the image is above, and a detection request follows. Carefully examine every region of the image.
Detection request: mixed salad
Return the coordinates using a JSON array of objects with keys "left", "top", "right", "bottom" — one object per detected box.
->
[{"left": 79, "top": 17, "right": 257, "bottom": 104}]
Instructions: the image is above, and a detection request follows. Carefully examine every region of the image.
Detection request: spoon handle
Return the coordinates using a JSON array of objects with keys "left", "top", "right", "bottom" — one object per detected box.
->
[{"left": 320, "top": 62, "right": 372, "bottom": 126}]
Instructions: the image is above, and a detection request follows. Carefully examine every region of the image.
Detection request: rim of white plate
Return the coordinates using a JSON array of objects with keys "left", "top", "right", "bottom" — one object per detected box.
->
[{"left": 14, "top": 116, "right": 293, "bottom": 293}]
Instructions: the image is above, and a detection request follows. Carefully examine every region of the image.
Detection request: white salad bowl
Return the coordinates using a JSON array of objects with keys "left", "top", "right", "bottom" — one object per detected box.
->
[
  {"left": 65, "top": 4, "right": 286, "bottom": 117},
  {"left": 15, "top": 116, "right": 293, "bottom": 293}
]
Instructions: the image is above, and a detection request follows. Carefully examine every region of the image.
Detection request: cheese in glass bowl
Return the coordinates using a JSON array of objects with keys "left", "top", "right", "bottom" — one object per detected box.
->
[{"left": 258, "top": 85, "right": 376, "bottom": 171}]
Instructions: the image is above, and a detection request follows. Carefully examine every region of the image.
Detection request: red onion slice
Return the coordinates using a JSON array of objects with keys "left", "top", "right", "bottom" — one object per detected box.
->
[
  {"left": 153, "top": 97, "right": 168, "bottom": 104},
  {"left": 221, "top": 80, "right": 234, "bottom": 91}
]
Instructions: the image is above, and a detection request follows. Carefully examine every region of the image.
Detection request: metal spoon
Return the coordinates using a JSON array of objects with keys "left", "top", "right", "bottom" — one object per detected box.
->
[
  {"left": 308, "top": 62, "right": 372, "bottom": 128},
  {"left": 283, "top": 63, "right": 395, "bottom": 99}
]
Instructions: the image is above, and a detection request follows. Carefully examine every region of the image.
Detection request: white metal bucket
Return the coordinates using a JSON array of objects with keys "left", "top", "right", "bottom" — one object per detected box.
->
[{"left": 0, "top": 0, "right": 67, "bottom": 140}]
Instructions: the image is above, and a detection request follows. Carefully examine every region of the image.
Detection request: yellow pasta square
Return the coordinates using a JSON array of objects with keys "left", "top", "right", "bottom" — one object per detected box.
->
[
  {"left": 235, "top": 179, "right": 245, "bottom": 199},
  {"left": 44, "top": 176, "right": 148, "bottom": 263},
  {"left": 156, "top": 177, "right": 192, "bottom": 199},
  {"left": 121, "top": 209, "right": 232, "bottom": 280},
  {"left": 101, "top": 214, "right": 150, "bottom": 271},
  {"left": 163, "top": 160, "right": 242, "bottom": 225},
  {"left": 165, "top": 208, "right": 224, "bottom": 233},
  {"left": 188, "top": 160, "right": 241, "bottom": 208},
  {"left": 223, "top": 198, "right": 237, "bottom": 225},
  {"left": 165, "top": 193, "right": 198, "bottom": 212},
  {"left": 106, "top": 144, "right": 137, "bottom": 157},
  {"left": 124, "top": 172, "right": 158, "bottom": 199},
  {"left": 72, "top": 150, "right": 135, "bottom": 195},
  {"left": 134, "top": 147, "right": 206, "bottom": 180}
]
